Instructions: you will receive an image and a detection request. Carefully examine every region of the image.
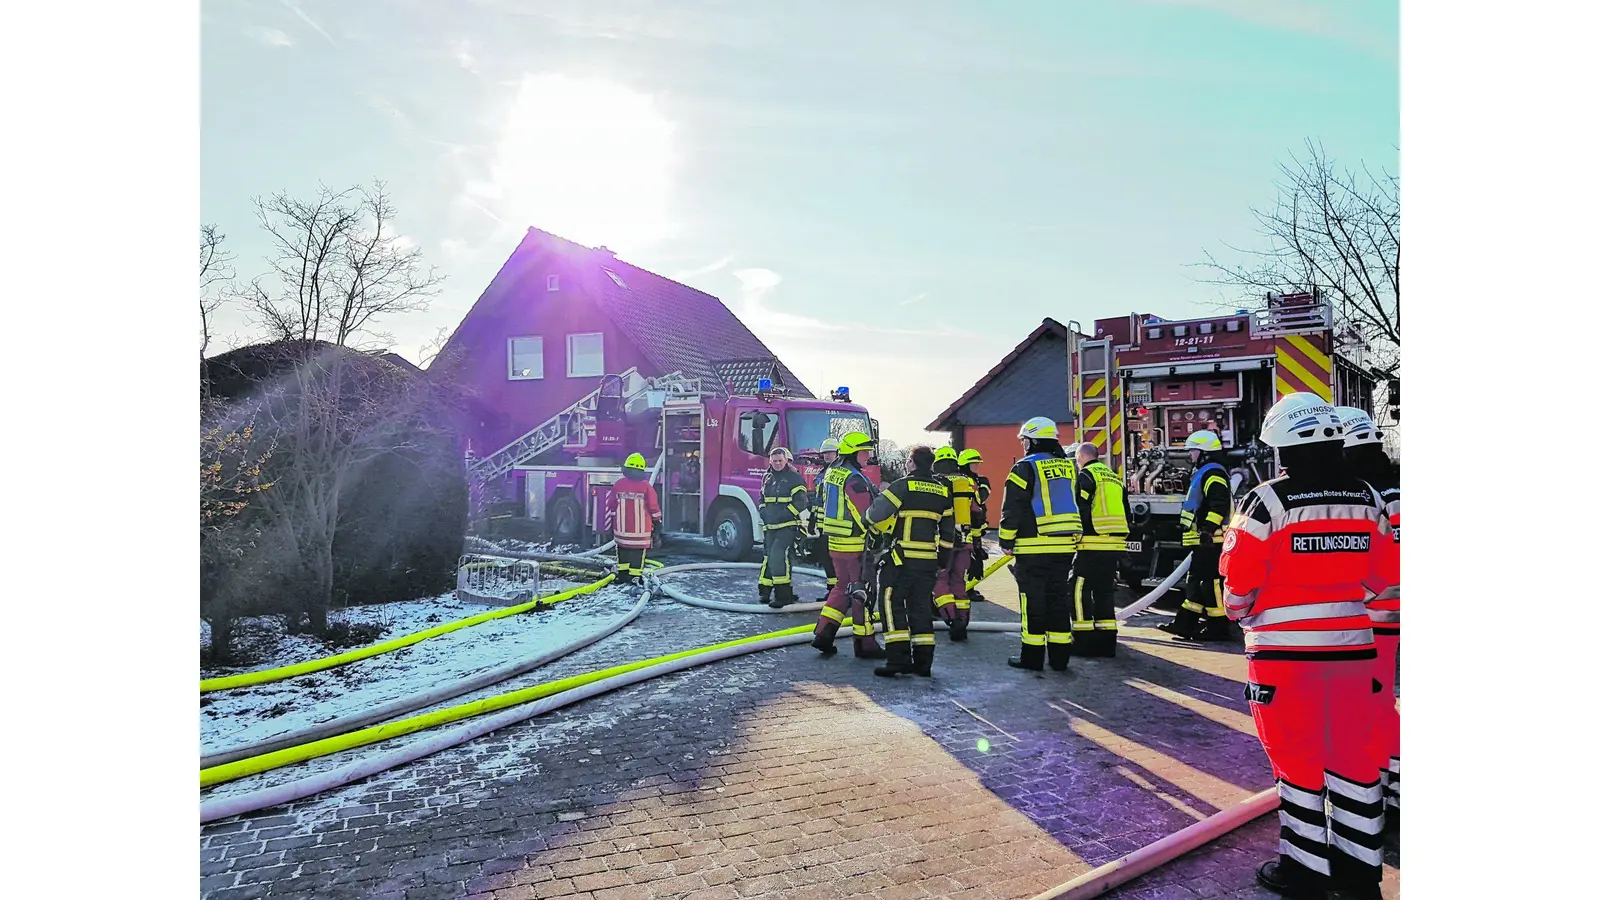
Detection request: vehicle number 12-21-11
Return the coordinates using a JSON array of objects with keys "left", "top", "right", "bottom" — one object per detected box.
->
[{"left": 1171, "top": 335, "right": 1214, "bottom": 347}]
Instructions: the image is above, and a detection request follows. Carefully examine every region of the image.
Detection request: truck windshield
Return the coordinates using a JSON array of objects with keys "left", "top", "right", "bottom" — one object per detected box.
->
[{"left": 788, "top": 409, "right": 872, "bottom": 453}]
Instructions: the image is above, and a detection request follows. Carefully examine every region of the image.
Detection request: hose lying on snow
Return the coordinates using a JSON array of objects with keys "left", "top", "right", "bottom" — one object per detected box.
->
[
  {"left": 651, "top": 554, "right": 1014, "bottom": 615},
  {"left": 200, "top": 616, "right": 1026, "bottom": 823},
  {"left": 200, "top": 588, "right": 653, "bottom": 769},
  {"left": 200, "top": 573, "right": 617, "bottom": 694},
  {"left": 1026, "top": 787, "right": 1278, "bottom": 900},
  {"left": 1114, "top": 554, "right": 1193, "bottom": 622}
]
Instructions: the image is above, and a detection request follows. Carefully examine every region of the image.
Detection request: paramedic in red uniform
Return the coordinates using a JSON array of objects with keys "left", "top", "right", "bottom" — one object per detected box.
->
[
  {"left": 1221, "top": 394, "right": 1397, "bottom": 899},
  {"left": 604, "top": 453, "right": 662, "bottom": 584},
  {"left": 1338, "top": 405, "right": 1401, "bottom": 834}
]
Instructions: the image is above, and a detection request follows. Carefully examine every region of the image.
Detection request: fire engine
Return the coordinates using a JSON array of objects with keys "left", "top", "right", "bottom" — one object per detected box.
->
[
  {"left": 1066, "top": 291, "right": 1381, "bottom": 586},
  {"left": 466, "top": 369, "right": 880, "bottom": 561}
]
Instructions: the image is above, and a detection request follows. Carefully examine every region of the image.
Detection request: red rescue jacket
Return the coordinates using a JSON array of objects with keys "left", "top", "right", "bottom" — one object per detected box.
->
[
  {"left": 604, "top": 475, "right": 660, "bottom": 550},
  {"left": 1220, "top": 475, "right": 1398, "bottom": 661}
]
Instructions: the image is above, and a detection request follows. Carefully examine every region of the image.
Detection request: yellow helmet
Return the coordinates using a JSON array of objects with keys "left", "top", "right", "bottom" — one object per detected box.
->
[
  {"left": 934, "top": 446, "right": 958, "bottom": 462},
  {"left": 837, "top": 431, "right": 876, "bottom": 455},
  {"left": 1018, "top": 416, "right": 1058, "bottom": 440},
  {"left": 957, "top": 448, "right": 983, "bottom": 466},
  {"left": 624, "top": 452, "right": 648, "bottom": 470},
  {"left": 1183, "top": 430, "right": 1223, "bottom": 453}
]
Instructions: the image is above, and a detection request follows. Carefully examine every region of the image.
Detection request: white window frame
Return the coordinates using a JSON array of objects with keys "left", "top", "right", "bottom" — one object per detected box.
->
[
  {"left": 507, "top": 336, "right": 544, "bottom": 381},
  {"left": 566, "top": 332, "right": 605, "bottom": 378},
  {"left": 546, "top": 274, "right": 560, "bottom": 292}
]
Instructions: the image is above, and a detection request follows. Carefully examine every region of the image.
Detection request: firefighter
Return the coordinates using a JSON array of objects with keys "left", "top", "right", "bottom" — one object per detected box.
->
[
  {"left": 811, "top": 432, "right": 887, "bottom": 659},
  {"left": 1222, "top": 393, "right": 1397, "bottom": 899},
  {"left": 931, "top": 447, "right": 977, "bottom": 641},
  {"left": 808, "top": 437, "right": 842, "bottom": 602},
  {"left": 959, "top": 448, "right": 992, "bottom": 603},
  {"left": 758, "top": 446, "right": 810, "bottom": 608},
  {"left": 865, "top": 446, "right": 956, "bottom": 677},
  {"left": 1338, "top": 406, "right": 1401, "bottom": 834},
  {"left": 998, "top": 417, "right": 1081, "bottom": 672},
  {"left": 604, "top": 453, "right": 662, "bottom": 584},
  {"left": 1159, "top": 429, "right": 1234, "bottom": 642},
  {"left": 1071, "top": 441, "right": 1131, "bottom": 658}
]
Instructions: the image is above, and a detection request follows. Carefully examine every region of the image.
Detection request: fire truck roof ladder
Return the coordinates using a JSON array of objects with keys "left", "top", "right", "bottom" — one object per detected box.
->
[
  {"left": 470, "top": 368, "right": 668, "bottom": 483},
  {"left": 1077, "top": 336, "right": 1116, "bottom": 467}
]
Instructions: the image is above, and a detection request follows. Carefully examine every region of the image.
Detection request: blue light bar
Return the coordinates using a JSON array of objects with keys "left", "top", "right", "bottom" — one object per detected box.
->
[
  {"left": 837, "top": 386, "right": 849, "bottom": 395},
  {"left": 757, "top": 378, "right": 773, "bottom": 392}
]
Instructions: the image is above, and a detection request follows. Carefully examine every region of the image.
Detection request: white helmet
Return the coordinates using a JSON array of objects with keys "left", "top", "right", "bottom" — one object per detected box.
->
[
  {"left": 1064, "top": 442, "right": 1081, "bottom": 457},
  {"left": 1018, "top": 416, "right": 1059, "bottom": 440},
  {"left": 1260, "top": 393, "right": 1343, "bottom": 448},
  {"left": 1184, "top": 429, "right": 1222, "bottom": 452},
  {"left": 819, "top": 437, "right": 840, "bottom": 452},
  {"left": 1335, "top": 406, "right": 1382, "bottom": 447}
]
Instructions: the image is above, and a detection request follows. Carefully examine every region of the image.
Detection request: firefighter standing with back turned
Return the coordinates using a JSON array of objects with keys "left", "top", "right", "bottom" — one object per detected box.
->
[
  {"left": 1221, "top": 394, "right": 1397, "bottom": 899},
  {"left": 810, "top": 432, "right": 887, "bottom": 659},
  {"left": 807, "top": 437, "right": 842, "bottom": 603},
  {"left": 1337, "top": 406, "right": 1401, "bottom": 836},
  {"left": 604, "top": 453, "right": 662, "bottom": 584},
  {"left": 758, "top": 447, "right": 810, "bottom": 608},
  {"left": 865, "top": 446, "right": 955, "bottom": 678},
  {"left": 998, "top": 417, "right": 1082, "bottom": 672},
  {"left": 931, "top": 446, "right": 977, "bottom": 641},
  {"left": 959, "top": 449, "right": 992, "bottom": 602},
  {"left": 1160, "top": 429, "right": 1235, "bottom": 641},
  {"left": 1070, "top": 441, "right": 1131, "bottom": 657}
]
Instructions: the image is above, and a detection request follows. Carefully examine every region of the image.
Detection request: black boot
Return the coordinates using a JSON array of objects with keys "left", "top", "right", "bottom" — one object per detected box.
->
[
  {"left": 912, "top": 644, "right": 934, "bottom": 677},
  {"left": 758, "top": 586, "right": 772, "bottom": 607},
  {"left": 853, "top": 636, "right": 886, "bottom": 659},
  {"left": 969, "top": 589, "right": 986, "bottom": 603},
  {"left": 1255, "top": 859, "right": 1328, "bottom": 900},
  {"left": 1158, "top": 607, "right": 1199, "bottom": 640},
  {"left": 1008, "top": 644, "right": 1044, "bottom": 671},
  {"left": 1199, "top": 617, "right": 1234, "bottom": 641},
  {"left": 1328, "top": 857, "right": 1382, "bottom": 900},
  {"left": 949, "top": 620, "right": 969, "bottom": 642},
  {"left": 767, "top": 584, "right": 794, "bottom": 609},
  {"left": 1047, "top": 642, "right": 1071, "bottom": 672},
  {"left": 874, "top": 661, "right": 915, "bottom": 677}
]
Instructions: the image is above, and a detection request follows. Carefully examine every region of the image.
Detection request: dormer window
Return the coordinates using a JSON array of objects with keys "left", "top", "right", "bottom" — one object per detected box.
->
[{"left": 547, "top": 274, "right": 560, "bottom": 292}]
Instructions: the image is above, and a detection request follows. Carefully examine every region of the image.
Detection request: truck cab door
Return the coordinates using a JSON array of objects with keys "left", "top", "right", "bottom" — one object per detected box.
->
[{"left": 728, "top": 403, "right": 782, "bottom": 514}]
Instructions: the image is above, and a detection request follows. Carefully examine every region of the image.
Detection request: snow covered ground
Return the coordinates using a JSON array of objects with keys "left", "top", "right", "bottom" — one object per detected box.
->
[{"left": 199, "top": 561, "right": 829, "bottom": 823}]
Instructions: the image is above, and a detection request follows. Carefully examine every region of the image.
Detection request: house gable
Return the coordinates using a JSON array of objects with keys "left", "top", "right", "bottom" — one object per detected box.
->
[{"left": 927, "top": 319, "right": 1076, "bottom": 430}]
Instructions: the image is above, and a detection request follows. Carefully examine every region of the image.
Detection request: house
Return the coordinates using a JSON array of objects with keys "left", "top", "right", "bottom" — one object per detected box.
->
[
  {"left": 925, "top": 318, "right": 1078, "bottom": 472},
  {"left": 433, "top": 227, "right": 812, "bottom": 460}
]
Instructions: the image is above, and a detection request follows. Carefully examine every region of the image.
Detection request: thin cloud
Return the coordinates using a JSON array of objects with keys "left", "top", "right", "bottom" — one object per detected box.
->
[
  {"left": 672, "top": 256, "right": 733, "bottom": 281},
  {"left": 276, "top": 0, "right": 336, "bottom": 46},
  {"left": 449, "top": 38, "right": 479, "bottom": 73},
  {"left": 250, "top": 27, "right": 294, "bottom": 48},
  {"left": 1131, "top": 0, "right": 1393, "bottom": 58},
  {"left": 900, "top": 292, "right": 929, "bottom": 307}
]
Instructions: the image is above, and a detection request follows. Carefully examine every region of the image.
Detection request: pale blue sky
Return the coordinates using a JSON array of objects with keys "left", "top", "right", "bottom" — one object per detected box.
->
[{"left": 202, "top": 0, "right": 1397, "bottom": 441}]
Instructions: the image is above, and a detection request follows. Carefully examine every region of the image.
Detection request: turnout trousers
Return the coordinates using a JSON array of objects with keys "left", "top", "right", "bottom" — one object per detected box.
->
[
  {"left": 881, "top": 561, "right": 938, "bottom": 673},
  {"left": 1014, "top": 553, "right": 1075, "bottom": 670},
  {"left": 758, "top": 525, "right": 797, "bottom": 605},
  {"left": 1247, "top": 657, "right": 1385, "bottom": 894},
  {"left": 1170, "top": 543, "right": 1229, "bottom": 639},
  {"left": 615, "top": 545, "right": 648, "bottom": 583},
  {"left": 1069, "top": 550, "right": 1121, "bottom": 657},
  {"left": 812, "top": 549, "right": 884, "bottom": 656},
  {"left": 816, "top": 542, "right": 838, "bottom": 600},
  {"left": 933, "top": 543, "right": 973, "bottom": 639}
]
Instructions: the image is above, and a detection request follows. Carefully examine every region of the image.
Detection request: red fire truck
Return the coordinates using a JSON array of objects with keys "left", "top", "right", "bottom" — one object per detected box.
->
[{"left": 1066, "top": 291, "right": 1381, "bottom": 586}]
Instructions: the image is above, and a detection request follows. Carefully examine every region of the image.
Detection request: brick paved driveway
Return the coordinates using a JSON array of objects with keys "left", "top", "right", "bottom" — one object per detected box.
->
[{"left": 200, "top": 563, "right": 1399, "bottom": 900}]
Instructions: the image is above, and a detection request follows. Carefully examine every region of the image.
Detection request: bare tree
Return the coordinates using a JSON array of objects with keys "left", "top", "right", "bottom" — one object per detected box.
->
[
  {"left": 418, "top": 324, "right": 455, "bottom": 369},
  {"left": 246, "top": 181, "right": 444, "bottom": 349},
  {"left": 200, "top": 412, "right": 275, "bottom": 664},
  {"left": 200, "top": 224, "right": 235, "bottom": 356},
  {"left": 1198, "top": 140, "right": 1400, "bottom": 379}
]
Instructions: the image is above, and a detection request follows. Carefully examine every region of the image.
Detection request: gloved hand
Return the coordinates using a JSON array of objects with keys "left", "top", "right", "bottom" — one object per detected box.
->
[{"left": 651, "top": 518, "right": 664, "bottom": 548}]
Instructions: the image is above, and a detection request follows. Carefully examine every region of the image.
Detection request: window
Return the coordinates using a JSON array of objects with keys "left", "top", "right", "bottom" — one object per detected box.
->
[
  {"left": 602, "top": 267, "right": 628, "bottom": 289},
  {"left": 1172, "top": 325, "right": 1189, "bottom": 337},
  {"left": 738, "top": 410, "right": 778, "bottom": 457},
  {"left": 566, "top": 333, "right": 605, "bottom": 378},
  {"left": 546, "top": 274, "right": 560, "bottom": 292},
  {"left": 1146, "top": 327, "right": 1162, "bottom": 340},
  {"left": 787, "top": 409, "right": 871, "bottom": 454},
  {"left": 508, "top": 336, "right": 543, "bottom": 380}
]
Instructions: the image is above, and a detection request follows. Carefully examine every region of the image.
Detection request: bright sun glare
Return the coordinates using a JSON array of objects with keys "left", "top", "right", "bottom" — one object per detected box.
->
[{"left": 474, "top": 74, "right": 678, "bottom": 252}]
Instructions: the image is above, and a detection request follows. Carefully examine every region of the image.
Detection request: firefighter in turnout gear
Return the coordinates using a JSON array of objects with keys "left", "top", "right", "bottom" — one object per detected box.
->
[
  {"left": 811, "top": 432, "right": 887, "bottom": 659},
  {"left": 604, "top": 453, "right": 662, "bottom": 584},
  {"left": 999, "top": 417, "right": 1081, "bottom": 672},
  {"left": 931, "top": 447, "right": 977, "bottom": 641},
  {"left": 1222, "top": 394, "right": 1398, "bottom": 899},
  {"left": 758, "top": 447, "right": 810, "bottom": 608},
  {"left": 959, "top": 448, "right": 992, "bottom": 603},
  {"left": 1338, "top": 406, "right": 1401, "bottom": 834},
  {"left": 865, "top": 446, "right": 956, "bottom": 678},
  {"left": 809, "top": 437, "right": 842, "bottom": 602},
  {"left": 1160, "top": 429, "right": 1235, "bottom": 641},
  {"left": 1071, "top": 441, "right": 1131, "bottom": 657}
]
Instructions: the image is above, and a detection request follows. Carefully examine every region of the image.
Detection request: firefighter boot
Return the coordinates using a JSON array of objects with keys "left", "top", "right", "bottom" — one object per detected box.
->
[
  {"left": 767, "top": 583, "right": 795, "bottom": 609},
  {"left": 949, "top": 613, "right": 969, "bottom": 642},
  {"left": 1008, "top": 644, "right": 1045, "bottom": 671},
  {"left": 1047, "top": 641, "right": 1072, "bottom": 672},
  {"left": 1255, "top": 860, "right": 1328, "bottom": 900},
  {"left": 853, "top": 635, "right": 886, "bottom": 659},
  {"left": 758, "top": 585, "right": 772, "bottom": 607},
  {"left": 1159, "top": 608, "right": 1199, "bottom": 639},
  {"left": 811, "top": 621, "right": 839, "bottom": 657},
  {"left": 1199, "top": 617, "right": 1234, "bottom": 642},
  {"left": 912, "top": 644, "right": 935, "bottom": 677},
  {"left": 875, "top": 644, "right": 915, "bottom": 677},
  {"left": 969, "top": 588, "right": 986, "bottom": 603}
]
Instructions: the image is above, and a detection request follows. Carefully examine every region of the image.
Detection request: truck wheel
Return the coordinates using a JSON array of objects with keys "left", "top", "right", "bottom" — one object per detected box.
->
[
  {"left": 548, "top": 493, "right": 584, "bottom": 547},
  {"left": 709, "top": 503, "right": 753, "bottom": 561}
]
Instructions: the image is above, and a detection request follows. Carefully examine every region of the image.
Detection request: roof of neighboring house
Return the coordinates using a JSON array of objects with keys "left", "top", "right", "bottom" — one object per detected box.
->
[
  {"left": 925, "top": 318, "right": 1076, "bottom": 431},
  {"left": 711, "top": 357, "right": 789, "bottom": 395},
  {"left": 443, "top": 227, "right": 811, "bottom": 399}
]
